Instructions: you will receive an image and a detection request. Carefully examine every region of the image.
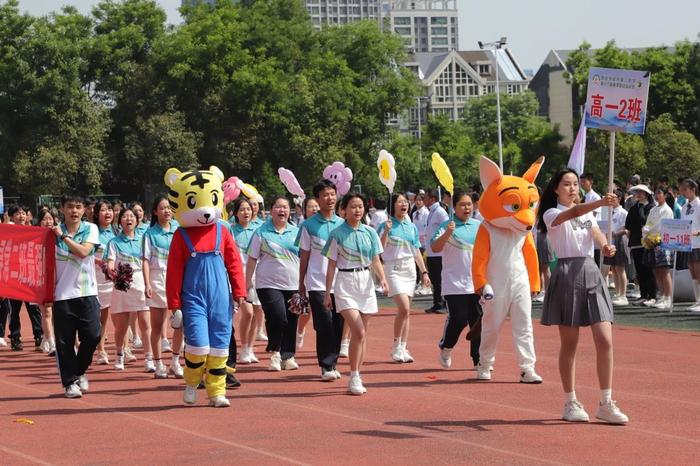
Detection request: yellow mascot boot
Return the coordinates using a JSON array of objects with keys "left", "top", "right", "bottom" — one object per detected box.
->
[
  {"left": 183, "top": 353, "right": 207, "bottom": 406},
  {"left": 205, "top": 355, "right": 230, "bottom": 407}
]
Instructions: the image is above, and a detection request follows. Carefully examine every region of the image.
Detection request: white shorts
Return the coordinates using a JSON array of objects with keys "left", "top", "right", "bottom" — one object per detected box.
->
[
  {"left": 96, "top": 275, "right": 113, "bottom": 310},
  {"left": 383, "top": 257, "right": 416, "bottom": 297},
  {"left": 333, "top": 268, "right": 378, "bottom": 314},
  {"left": 110, "top": 272, "right": 148, "bottom": 314},
  {"left": 146, "top": 268, "right": 168, "bottom": 308}
]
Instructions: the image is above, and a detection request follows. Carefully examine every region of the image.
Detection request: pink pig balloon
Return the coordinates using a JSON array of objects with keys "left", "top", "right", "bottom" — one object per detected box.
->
[
  {"left": 222, "top": 176, "right": 242, "bottom": 204},
  {"left": 322, "top": 161, "right": 353, "bottom": 196}
]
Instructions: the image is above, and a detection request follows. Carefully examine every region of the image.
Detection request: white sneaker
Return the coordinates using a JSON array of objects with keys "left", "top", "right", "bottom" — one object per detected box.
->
[
  {"left": 48, "top": 339, "right": 56, "bottom": 356},
  {"left": 282, "top": 356, "right": 299, "bottom": 370},
  {"left": 169, "top": 360, "right": 184, "bottom": 378},
  {"left": 333, "top": 370, "right": 342, "bottom": 380},
  {"left": 562, "top": 400, "right": 590, "bottom": 422},
  {"left": 401, "top": 347, "right": 414, "bottom": 363},
  {"left": 133, "top": 335, "right": 143, "bottom": 348},
  {"left": 183, "top": 385, "right": 197, "bottom": 405},
  {"left": 238, "top": 347, "right": 253, "bottom": 364},
  {"left": 114, "top": 354, "right": 125, "bottom": 370},
  {"left": 321, "top": 369, "right": 337, "bottom": 381},
  {"left": 78, "top": 375, "right": 89, "bottom": 393},
  {"left": 339, "top": 339, "right": 350, "bottom": 358},
  {"left": 0, "top": 337, "right": 7, "bottom": 347},
  {"left": 348, "top": 375, "right": 365, "bottom": 395},
  {"left": 268, "top": 352, "right": 282, "bottom": 371},
  {"left": 390, "top": 345, "right": 404, "bottom": 363},
  {"left": 249, "top": 350, "right": 259, "bottom": 363},
  {"left": 209, "top": 395, "right": 230, "bottom": 408},
  {"left": 654, "top": 297, "right": 670, "bottom": 309},
  {"left": 96, "top": 350, "right": 109, "bottom": 365},
  {"left": 439, "top": 348, "right": 452, "bottom": 369},
  {"left": 476, "top": 364, "right": 491, "bottom": 380},
  {"left": 595, "top": 400, "right": 629, "bottom": 424},
  {"left": 642, "top": 298, "right": 657, "bottom": 307},
  {"left": 256, "top": 329, "right": 268, "bottom": 342},
  {"left": 612, "top": 295, "right": 629, "bottom": 306},
  {"left": 144, "top": 359, "right": 156, "bottom": 373},
  {"left": 124, "top": 347, "right": 137, "bottom": 363},
  {"left": 64, "top": 383, "right": 82, "bottom": 399},
  {"left": 296, "top": 331, "right": 305, "bottom": 349},
  {"left": 154, "top": 361, "right": 168, "bottom": 379},
  {"left": 689, "top": 305, "right": 700, "bottom": 313},
  {"left": 532, "top": 292, "right": 545, "bottom": 303},
  {"left": 161, "top": 339, "right": 172, "bottom": 353},
  {"left": 519, "top": 368, "right": 543, "bottom": 384},
  {"left": 41, "top": 338, "right": 50, "bottom": 354}
]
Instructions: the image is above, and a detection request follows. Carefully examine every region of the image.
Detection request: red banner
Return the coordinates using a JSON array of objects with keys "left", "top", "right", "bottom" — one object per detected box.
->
[{"left": 0, "top": 224, "right": 55, "bottom": 304}]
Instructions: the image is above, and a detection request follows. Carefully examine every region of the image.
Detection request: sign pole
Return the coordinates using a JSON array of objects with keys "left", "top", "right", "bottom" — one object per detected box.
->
[
  {"left": 669, "top": 251, "right": 677, "bottom": 313},
  {"left": 607, "top": 131, "right": 615, "bottom": 246}
]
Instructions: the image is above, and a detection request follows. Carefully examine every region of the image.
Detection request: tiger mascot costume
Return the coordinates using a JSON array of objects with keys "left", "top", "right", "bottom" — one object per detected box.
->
[
  {"left": 471, "top": 156, "right": 544, "bottom": 384},
  {"left": 165, "top": 166, "right": 246, "bottom": 407}
]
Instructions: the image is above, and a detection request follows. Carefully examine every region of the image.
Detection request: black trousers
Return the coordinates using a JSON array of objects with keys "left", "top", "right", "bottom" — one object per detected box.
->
[
  {"left": 427, "top": 256, "right": 444, "bottom": 307},
  {"left": 227, "top": 324, "right": 237, "bottom": 369},
  {"left": 9, "top": 300, "right": 43, "bottom": 341},
  {"left": 631, "top": 248, "right": 657, "bottom": 300},
  {"left": 257, "top": 288, "right": 298, "bottom": 360},
  {"left": 440, "top": 294, "right": 482, "bottom": 366},
  {"left": 0, "top": 298, "right": 10, "bottom": 337},
  {"left": 308, "top": 291, "right": 344, "bottom": 372},
  {"left": 53, "top": 297, "right": 101, "bottom": 388}
]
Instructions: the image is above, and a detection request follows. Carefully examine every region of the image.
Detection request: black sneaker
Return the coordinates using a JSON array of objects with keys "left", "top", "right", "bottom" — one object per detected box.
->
[
  {"left": 226, "top": 373, "right": 242, "bottom": 388},
  {"left": 424, "top": 304, "right": 441, "bottom": 314},
  {"left": 11, "top": 338, "right": 23, "bottom": 351}
]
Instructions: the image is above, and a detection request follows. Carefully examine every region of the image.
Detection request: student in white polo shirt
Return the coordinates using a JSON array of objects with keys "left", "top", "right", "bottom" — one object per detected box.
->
[
  {"left": 537, "top": 168, "right": 628, "bottom": 425},
  {"left": 423, "top": 189, "right": 449, "bottom": 313},
  {"left": 296, "top": 179, "right": 345, "bottom": 381},
  {"left": 378, "top": 192, "right": 430, "bottom": 363},
  {"left": 51, "top": 194, "right": 102, "bottom": 399},
  {"left": 246, "top": 196, "right": 300, "bottom": 372},
  {"left": 679, "top": 178, "right": 700, "bottom": 312},
  {"left": 430, "top": 190, "right": 482, "bottom": 369}
]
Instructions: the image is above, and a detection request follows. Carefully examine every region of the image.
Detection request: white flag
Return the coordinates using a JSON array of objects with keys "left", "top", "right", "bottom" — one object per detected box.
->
[
  {"left": 418, "top": 67, "right": 425, "bottom": 80},
  {"left": 567, "top": 119, "right": 586, "bottom": 175}
]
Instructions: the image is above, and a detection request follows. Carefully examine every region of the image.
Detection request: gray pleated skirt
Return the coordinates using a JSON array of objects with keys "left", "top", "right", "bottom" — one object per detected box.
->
[{"left": 541, "top": 257, "right": 614, "bottom": 327}]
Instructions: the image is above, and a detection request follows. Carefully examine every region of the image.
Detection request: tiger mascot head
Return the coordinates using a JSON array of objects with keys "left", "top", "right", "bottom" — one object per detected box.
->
[{"left": 164, "top": 166, "right": 225, "bottom": 228}]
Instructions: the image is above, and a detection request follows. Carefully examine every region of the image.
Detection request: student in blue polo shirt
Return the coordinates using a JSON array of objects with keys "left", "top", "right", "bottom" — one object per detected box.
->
[
  {"left": 378, "top": 192, "right": 430, "bottom": 364},
  {"left": 431, "top": 190, "right": 483, "bottom": 370},
  {"left": 142, "top": 195, "right": 181, "bottom": 379},
  {"left": 246, "top": 196, "right": 300, "bottom": 372},
  {"left": 297, "top": 179, "right": 345, "bottom": 381},
  {"left": 106, "top": 207, "right": 152, "bottom": 373},
  {"left": 322, "top": 192, "right": 388, "bottom": 396},
  {"left": 52, "top": 194, "right": 102, "bottom": 398},
  {"left": 93, "top": 200, "right": 116, "bottom": 365}
]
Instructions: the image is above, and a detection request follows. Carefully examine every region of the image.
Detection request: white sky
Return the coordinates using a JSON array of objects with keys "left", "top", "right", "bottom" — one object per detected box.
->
[{"left": 17, "top": 0, "right": 700, "bottom": 71}]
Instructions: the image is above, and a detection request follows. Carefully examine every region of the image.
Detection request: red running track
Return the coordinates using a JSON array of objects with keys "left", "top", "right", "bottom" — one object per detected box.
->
[{"left": 2, "top": 309, "right": 700, "bottom": 465}]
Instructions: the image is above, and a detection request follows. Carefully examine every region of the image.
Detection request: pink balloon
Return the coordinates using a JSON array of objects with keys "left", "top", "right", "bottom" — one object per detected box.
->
[
  {"left": 222, "top": 176, "right": 241, "bottom": 204},
  {"left": 322, "top": 161, "right": 353, "bottom": 196},
  {"left": 278, "top": 167, "right": 306, "bottom": 200}
]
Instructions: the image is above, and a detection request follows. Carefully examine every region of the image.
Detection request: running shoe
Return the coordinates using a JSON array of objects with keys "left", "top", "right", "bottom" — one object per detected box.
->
[
  {"left": 144, "top": 358, "right": 156, "bottom": 373},
  {"left": 268, "top": 352, "right": 282, "bottom": 371},
  {"left": 78, "top": 375, "right": 89, "bottom": 393},
  {"left": 0, "top": 337, "right": 7, "bottom": 347},
  {"left": 321, "top": 369, "right": 337, "bottom": 382},
  {"left": 256, "top": 329, "right": 268, "bottom": 342},
  {"left": 208, "top": 395, "right": 230, "bottom": 408},
  {"left": 48, "top": 340, "right": 56, "bottom": 357},
  {"left": 562, "top": 400, "right": 589, "bottom": 422},
  {"left": 64, "top": 383, "right": 82, "bottom": 399},
  {"left": 124, "top": 347, "right": 137, "bottom": 363},
  {"left": 339, "top": 339, "right": 350, "bottom": 358},
  {"left": 114, "top": 354, "right": 125, "bottom": 371},
  {"left": 161, "top": 339, "right": 172, "bottom": 353},
  {"left": 519, "top": 368, "right": 543, "bottom": 384},
  {"left": 596, "top": 400, "right": 629, "bottom": 424},
  {"left": 183, "top": 385, "right": 197, "bottom": 405},
  {"left": 282, "top": 356, "right": 299, "bottom": 370},
  {"left": 476, "top": 364, "right": 491, "bottom": 380},
  {"left": 169, "top": 360, "right": 184, "bottom": 378},
  {"left": 401, "top": 348, "right": 414, "bottom": 363},
  {"left": 96, "top": 350, "right": 110, "bottom": 365},
  {"left": 439, "top": 348, "right": 452, "bottom": 369},
  {"left": 390, "top": 345, "right": 404, "bottom": 363},
  {"left": 133, "top": 335, "right": 143, "bottom": 348},
  {"left": 154, "top": 361, "right": 168, "bottom": 379},
  {"left": 348, "top": 375, "right": 366, "bottom": 395}
]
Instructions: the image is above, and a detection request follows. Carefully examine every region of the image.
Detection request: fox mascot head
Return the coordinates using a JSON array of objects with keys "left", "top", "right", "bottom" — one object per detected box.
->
[{"left": 478, "top": 156, "right": 545, "bottom": 233}]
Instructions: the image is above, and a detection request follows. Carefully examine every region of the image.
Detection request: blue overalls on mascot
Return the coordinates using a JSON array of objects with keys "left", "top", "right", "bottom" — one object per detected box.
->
[{"left": 164, "top": 166, "right": 246, "bottom": 407}]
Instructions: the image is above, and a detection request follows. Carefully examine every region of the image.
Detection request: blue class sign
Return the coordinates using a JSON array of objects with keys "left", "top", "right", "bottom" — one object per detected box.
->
[{"left": 584, "top": 67, "right": 651, "bottom": 135}]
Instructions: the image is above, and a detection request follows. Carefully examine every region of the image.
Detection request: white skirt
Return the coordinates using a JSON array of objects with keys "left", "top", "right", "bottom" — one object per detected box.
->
[
  {"left": 383, "top": 257, "right": 416, "bottom": 297},
  {"left": 334, "top": 268, "right": 378, "bottom": 314},
  {"left": 110, "top": 272, "right": 148, "bottom": 314},
  {"left": 146, "top": 268, "right": 168, "bottom": 308},
  {"left": 96, "top": 274, "right": 113, "bottom": 310}
]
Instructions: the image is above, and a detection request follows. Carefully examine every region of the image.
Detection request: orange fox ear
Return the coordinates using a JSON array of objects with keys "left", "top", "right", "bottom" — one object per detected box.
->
[
  {"left": 522, "top": 156, "right": 545, "bottom": 183},
  {"left": 479, "top": 156, "right": 502, "bottom": 189}
]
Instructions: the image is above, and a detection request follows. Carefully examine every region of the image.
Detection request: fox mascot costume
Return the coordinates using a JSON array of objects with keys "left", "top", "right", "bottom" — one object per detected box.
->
[
  {"left": 472, "top": 156, "right": 544, "bottom": 383},
  {"left": 165, "top": 166, "right": 246, "bottom": 407}
]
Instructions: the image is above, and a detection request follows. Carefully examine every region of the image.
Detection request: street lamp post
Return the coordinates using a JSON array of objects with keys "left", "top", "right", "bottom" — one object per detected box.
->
[{"left": 478, "top": 37, "right": 507, "bottom": 171}]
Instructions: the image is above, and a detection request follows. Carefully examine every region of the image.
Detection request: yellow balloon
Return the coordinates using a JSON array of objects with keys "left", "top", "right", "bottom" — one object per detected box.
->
[
  {"left": 431, "top": 152, "right": 454, "bottom": 194},
  {"left": 379, "top": 159, "right": 390, "bottom": 180}
]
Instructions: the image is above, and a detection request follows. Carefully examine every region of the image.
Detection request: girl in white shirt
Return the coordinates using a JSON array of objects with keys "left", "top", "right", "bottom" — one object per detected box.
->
[
  {"left": 642, "top": 187, "right": 674, "bottom": 309},
  {"left": 536, "top": 168, "right": 629, "bottom": 425}
]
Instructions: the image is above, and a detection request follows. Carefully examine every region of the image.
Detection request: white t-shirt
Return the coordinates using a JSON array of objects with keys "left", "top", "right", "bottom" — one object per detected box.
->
[
  {"left": 370, "top": 209, "right": 388, "bottom": 231},
  {"left": 681, "top": 197, "right": 700, "bottom": 249},
  {"left": 412, "top": 206, "right": 429, "bottom": 248},
  {"left": 543, "top": 204, "right": 598, "bottom": 258},
  {"left": 425, "top": 203, "right": 449, "bottom": 257},
  {"left": 54, "top": 222, "right": 100, "bottom": 301},
  {"left": 611, "top": 206, "right": 628, "bottom": 235},
  {"left": 584, "top": 189, "right": 602, "bottom": 217}
]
